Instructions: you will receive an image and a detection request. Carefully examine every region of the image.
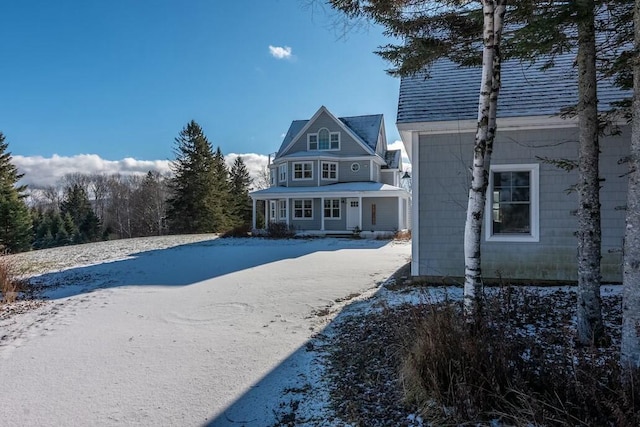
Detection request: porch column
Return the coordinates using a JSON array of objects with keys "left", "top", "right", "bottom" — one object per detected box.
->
[
  {"left": 397, "top": 197, "right": 402, "bottom": 230},
  {"left": 320, "top": 197, "right": 325, "bottom": 231},
  {"left": 252, "top": 198, "right": 257, "bottom": 229},
  {"left": 358, "top": 196, "right": 363, "bottom": 230}
]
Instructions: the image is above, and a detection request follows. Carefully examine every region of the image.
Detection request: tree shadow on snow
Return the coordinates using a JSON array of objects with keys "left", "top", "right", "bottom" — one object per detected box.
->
[
  {"left": 204, "top": 262, "right": 409, "bottom": 427},
  {"left": 30, "top": 237, "right": 389, "bottom": 300}
]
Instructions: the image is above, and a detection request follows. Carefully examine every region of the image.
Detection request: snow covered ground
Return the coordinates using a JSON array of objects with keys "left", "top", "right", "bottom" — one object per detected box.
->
[{"left": 1, "top": 236, "right": 410, "bottom": 426}]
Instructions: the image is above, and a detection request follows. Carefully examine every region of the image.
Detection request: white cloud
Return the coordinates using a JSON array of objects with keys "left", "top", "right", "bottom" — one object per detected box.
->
[
  {"left": 268, "top": 45, "right": 292, "bottom": 60},
  {"left": 14, "top": 153, "right": 270, "bottom": 190},
  {"left": 387, "top": 140, "right": 411, "bottom": 172}
]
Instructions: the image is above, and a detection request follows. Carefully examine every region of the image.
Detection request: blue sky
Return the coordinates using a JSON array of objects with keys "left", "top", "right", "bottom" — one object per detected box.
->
[{"left": 2, "top": 0, "right": 404, "bottom": 186}]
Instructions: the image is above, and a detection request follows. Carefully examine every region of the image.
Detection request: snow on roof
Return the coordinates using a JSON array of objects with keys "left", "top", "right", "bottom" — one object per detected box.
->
[
  {"left": 250, "top": 181, "right": 407, "bottom": 198},
  {"left": 339, "top": 114, "right": 383, "bottom": 152},
  {"left": 276, "top": 113, "right": 383, "bottom": 157},
  {"left": 397, "top": 53, "right": 630, "bottom": 124},
  {"left": 383, "top": 149, "right": 401, "bottom": 169}
]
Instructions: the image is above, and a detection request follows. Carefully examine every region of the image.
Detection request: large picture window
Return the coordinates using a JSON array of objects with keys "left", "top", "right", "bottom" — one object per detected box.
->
[
  {"left": 293, "top": 162, "right": 313, "bottom": 180},
  {"left": 293, "top": 199, "right": 313, "bottom": 219},
  {"left": 323, "top": 199, "right": 340, "bottom": 219},
  {"left": 485, "top": 164, "right": 539, "bottom": 242},
  {"left": 321, "top": 162, "right": 338, "bottom": 180}
]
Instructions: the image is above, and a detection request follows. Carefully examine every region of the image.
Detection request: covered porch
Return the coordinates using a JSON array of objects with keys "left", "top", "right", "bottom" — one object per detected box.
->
[{"left": 249, "top": 182, "right": 411, "bottom": 237}]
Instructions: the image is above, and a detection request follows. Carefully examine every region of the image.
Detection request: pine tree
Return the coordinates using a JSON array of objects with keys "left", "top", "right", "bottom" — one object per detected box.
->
[
  {"left": 166, "top": 121, "right": 221, "bottom": 234},
  {"left": 229, "top": 156, "right": 253, "bottom": 226},
  {"left": 0, "top": 132, "right": 32, "bottom": 252},
  {"left": 60, "top": 184, "right": 101, "bottom": 244},
  {"left": 211, "top": 147, "right": 233, "bottom": 231}
]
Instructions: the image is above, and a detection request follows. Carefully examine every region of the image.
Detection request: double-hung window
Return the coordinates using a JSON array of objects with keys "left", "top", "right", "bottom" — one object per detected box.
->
[
  {"left": 278, "top": 164, "right": 287, "bottom": 183},
  {"left": 321, "top": 162, "right": 338, "bottom": 181},
  {"left": 485, "top": 164, "right": 539, "bottom": 242},
  {"left": 293, "top": 162, "right": 313, "bottom": 180},
  {"left": 278, "top": 200, "right": 287, "bottom": 220},
  {"left": 293, "top": 199, "right": 313, "bottom": 219},
  {"left": 323, "top": 199, "right": 340, "bottom": 219},
  {"left": 269, "top": 201, "right": 277, "bottom": 221}
]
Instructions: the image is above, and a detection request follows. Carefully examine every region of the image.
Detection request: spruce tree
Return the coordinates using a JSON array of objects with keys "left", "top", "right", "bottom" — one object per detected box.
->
[
  {"left": 229, "top": 156, "right": 252, "bottom": 226},
  {"left": 0, "top": 132, "right": 32, "bottom": 252},
  {"left": 167, "top": 121, "right": 220, "bottom": 233},
  {"left": 60, "top": 184, "right": 101, "bottom": 244}
]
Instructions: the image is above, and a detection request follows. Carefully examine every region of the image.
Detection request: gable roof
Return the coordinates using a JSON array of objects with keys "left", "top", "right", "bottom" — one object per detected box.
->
[
  {"left": 397, "top": 53, "right": 630, "bottom": 124},
  {"left": 276, "top": 106, "right": 382, "bottom": 157},
  {"left": 339, "top": 114, "right": 384, "bottom": 152}
]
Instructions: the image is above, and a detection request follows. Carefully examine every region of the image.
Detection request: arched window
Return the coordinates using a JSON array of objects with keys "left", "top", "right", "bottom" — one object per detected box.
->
[{"left": 318, "top": 128, "right": 330, "bottom": 150}]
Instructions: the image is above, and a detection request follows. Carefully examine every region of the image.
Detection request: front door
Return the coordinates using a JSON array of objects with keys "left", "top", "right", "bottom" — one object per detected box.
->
[{"left": 346, "top": 198, "right": 360, "bottom": 230}]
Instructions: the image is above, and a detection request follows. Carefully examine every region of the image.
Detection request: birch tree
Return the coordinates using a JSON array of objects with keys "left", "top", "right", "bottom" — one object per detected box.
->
[
  {"left": 464, "top": 0, "right": 506, "bottom": 313},
  {"left": 620, "top": 0, "right": 640, "bottom": 369},
  {"left": 327, "top": 0, "right": 505, "bottom": 312}
]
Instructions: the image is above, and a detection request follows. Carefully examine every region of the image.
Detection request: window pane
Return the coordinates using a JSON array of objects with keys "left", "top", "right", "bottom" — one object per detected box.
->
[
  {"left": 491, "top": 170, "right": 532, "bottom": 235},
  {"left": 493, "top": 204, "right": 530, "bottom": 233},
  {"left": 319, "top": 129, "right": 329, "bottom": 150},
  {"left": 330, "top": 133, "right": 339, "bottom": 149}
]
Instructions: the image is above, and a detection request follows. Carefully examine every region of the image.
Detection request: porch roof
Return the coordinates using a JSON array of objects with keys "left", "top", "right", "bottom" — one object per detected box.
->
[{"left": 250, "top": 181, "right": 409, "bottom": 200}]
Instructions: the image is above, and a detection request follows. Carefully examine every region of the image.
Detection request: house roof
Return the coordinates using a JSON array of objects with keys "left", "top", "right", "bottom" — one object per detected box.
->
[
  {"left": 276, "top": 108, "right": 383, "bottom": 157},
  {"left": 397, "top": 53, "right": 630, "bottom": 124},
  {"left": 382, "top": 149, "right": 401, "bottom": 169},
  {"left": 339, "top": 114, "right": 384, "bottom": 152},
  {"left": 250, "top": 181, "right": 408, "bottom": 199}
]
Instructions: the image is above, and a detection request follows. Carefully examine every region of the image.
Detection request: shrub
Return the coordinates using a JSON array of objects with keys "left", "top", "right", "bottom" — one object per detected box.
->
[
  {"left": 401, "top": 287, "right": 640, "bottom": 426},
  {"left": 266, "top": 222, "right": 296, "bottom": 238},
  {"left": 0, "top": 255, "right": 25, "bottom": 304},
  {"left": 220, "top": 223, "right": 252, "bottom": 238}
]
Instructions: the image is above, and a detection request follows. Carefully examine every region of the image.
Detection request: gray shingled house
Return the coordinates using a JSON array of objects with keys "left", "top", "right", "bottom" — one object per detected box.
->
[
  {"left": 398, "top": 55, "right": 630, "bottom": 282},
  {"left": 251, "top": 106, "right": 411, "bottom": 237}
]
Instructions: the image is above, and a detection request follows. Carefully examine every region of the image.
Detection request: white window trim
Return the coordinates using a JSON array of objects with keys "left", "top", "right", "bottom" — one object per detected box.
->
[
  {"left": 323, "top": 198, "right": 341, "bottom": 219},
  {"left": 321, "top": 161, "right": 338, "bottom": 181},
  {"left": 278, "top": 164, "right": 287, "bottom": 183},
  {"left": 293, "top": 199, "right": 314, "bottom": 220},
  {"left": 292, "top": 162, "right": 313, "bottom": 181},
  {"left": 269, "top": 200, "right": 277, "bottom": 222},
  {"left": 278, "top": 199, "right": 287, "bottom": 221},
  {"left": 351, "top": 162, "right": 360, "bottom": 173},
  {"left": 307, "top": 128, "right": 340, "bottom": 151},
  {"left": 485, "top": 163, "right": 540, "bottom": 243}
]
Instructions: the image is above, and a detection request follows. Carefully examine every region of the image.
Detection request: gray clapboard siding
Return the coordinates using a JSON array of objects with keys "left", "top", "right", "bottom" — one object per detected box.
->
[
  {"left": 417, "top": 125, "right": 628, "bottom": 282},
  {"left": 362, "top": 197, "right": 398, "bottom": 231}
]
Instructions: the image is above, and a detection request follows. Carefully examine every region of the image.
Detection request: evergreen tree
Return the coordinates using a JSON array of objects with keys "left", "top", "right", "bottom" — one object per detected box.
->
[
  {"left": 167, "top": 121, "right": 221, "bottom": 233},
  {"left": 229, "top": 156, "right": 253, "bottom": 226},
  {"left": 60, "top": 184, "right": 101, "bottom": 244},
  {"left": 211, "top": 147, "right": 233, "bottom": 231},
  {"left": 0, "top": 132, "right": 32, "bottom": 252}
]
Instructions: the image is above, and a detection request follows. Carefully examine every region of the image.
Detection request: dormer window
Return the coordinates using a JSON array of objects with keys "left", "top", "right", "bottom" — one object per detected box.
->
[{"left": 308, "top": 128, "right": 340, "bottom": 151}]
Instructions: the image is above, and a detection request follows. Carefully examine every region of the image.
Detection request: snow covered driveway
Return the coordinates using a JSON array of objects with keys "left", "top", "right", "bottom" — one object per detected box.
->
[{"left": 1, "top": 236, "right": 410, "bottom": 426}]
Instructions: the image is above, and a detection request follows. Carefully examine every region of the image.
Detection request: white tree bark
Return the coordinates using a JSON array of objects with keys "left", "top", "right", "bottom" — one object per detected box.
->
[
  {"left": 463, "top": 0, "right": 505, "bottom": 314},
  {"left": 620, "top": 0, "right": 640, "bottom": 369},
  {"left": 575, "top": 0, "right": 604, "bottom": 345}
]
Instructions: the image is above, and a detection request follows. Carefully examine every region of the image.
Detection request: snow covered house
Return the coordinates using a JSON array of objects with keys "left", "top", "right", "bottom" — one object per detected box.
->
[
  {"left": 250, "top": 106, "right": 411, "bottom": 237},
  {"left": 398, "top": 56, "right": 630, "bottom": 283}
]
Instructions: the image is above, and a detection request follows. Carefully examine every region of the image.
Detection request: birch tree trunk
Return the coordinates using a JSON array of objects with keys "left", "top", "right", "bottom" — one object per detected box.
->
[
  {"left": 575, "top": 0, "right": 604, "bottom": 345},
  {"left": 463, "top": 0, "right": 505, "bottom": 314},
  {"left": 620, "top": 0, "right": 640, "bottom": 369}
]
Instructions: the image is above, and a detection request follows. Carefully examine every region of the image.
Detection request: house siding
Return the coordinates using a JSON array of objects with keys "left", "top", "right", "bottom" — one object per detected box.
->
[
  {"left": 416, "top": 126, "right": 628, "bottom": 282},
  {"left": 285, "top": 111, "right": 372, "bottom": 156},
  {"left": 289, "top": 198, "right": 322, "bottom": 230},
  {"left": 380, "top": 170, "right": 396, "bottom": 185},
  {"left": 337, "top": 160, "right": 370, "bottom": 182},
  {"left": 362, "top": 197, "right": 398, "bottom": 231}
]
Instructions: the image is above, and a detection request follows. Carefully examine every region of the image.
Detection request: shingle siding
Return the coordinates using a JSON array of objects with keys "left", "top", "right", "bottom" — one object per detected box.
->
[{"left": 416, "top": 126, "right": 628, "bottom": 282}]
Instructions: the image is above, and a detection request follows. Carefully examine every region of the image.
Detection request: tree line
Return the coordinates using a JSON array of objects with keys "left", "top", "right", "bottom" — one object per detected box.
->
[{"left": 0, "top": 120, "right": 254, "bottom": 253}]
